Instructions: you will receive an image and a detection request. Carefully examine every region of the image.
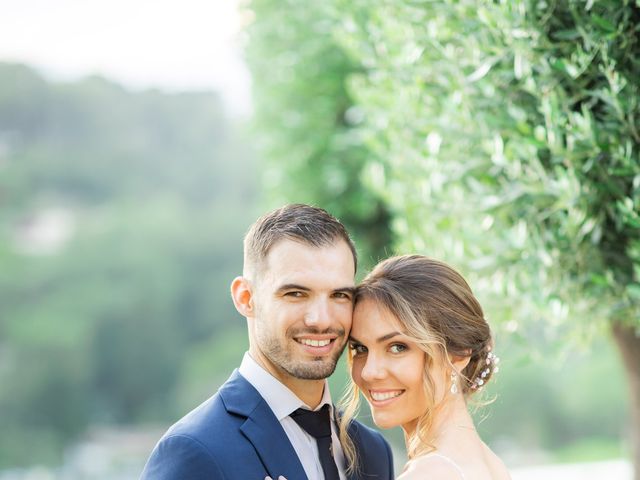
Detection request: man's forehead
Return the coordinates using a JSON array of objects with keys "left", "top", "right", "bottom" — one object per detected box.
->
[
  {"left": 266, "top": 237, "right": 352, "bottom": 260},
  {"left": 261, "top": 238, "right": 356, "bottom": 279}
]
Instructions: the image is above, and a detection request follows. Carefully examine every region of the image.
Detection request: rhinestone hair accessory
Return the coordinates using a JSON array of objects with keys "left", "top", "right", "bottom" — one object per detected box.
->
[{"left": 470, "top": 346, "right": 500, "bottom": 391}]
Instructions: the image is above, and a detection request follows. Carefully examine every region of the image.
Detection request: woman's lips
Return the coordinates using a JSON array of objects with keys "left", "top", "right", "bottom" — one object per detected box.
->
[{"left": 368, "top": 389, "right": 405, "bottom": 406}]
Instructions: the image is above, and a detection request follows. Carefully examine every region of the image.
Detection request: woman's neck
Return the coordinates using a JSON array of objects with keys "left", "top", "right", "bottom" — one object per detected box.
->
[
  {"left": 434, "top": 395, "right": 476, "bottom": 437},
  {"left": 402, "top": 394, "right": 477, "bottom": 453}
]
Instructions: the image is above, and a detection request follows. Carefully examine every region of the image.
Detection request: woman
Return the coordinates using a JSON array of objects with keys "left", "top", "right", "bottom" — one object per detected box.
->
[
  {"left": 268, "top": 254, "right": 510, "bottom": 480},
  {"left": 341, "top": 254, "right": 510, "bottom": 479}
]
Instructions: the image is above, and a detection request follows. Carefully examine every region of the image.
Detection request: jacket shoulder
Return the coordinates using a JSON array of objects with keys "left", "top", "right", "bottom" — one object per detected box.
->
[
  {"left": 141, "top": 372, "right": 274, "bottom": 479},
  {"left": 348, "top": 419, "right": 395, "bottom": 479},
  {"left": 141, "top": 433, "right": 225, "bottom": 480},
  {"left": 349, "top": 418, "right": 389, "bottom": 446},
  {"left": 165, "top": 370, "right": 260, "bottom": 444}
]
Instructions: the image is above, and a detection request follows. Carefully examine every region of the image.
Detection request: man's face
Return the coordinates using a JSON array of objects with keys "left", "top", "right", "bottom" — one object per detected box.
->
[{"left": 248, "top": 239, "right": 355, "bottom": 385}]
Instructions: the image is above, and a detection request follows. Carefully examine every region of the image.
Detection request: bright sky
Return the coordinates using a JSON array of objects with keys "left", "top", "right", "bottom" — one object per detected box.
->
[{"left": 0, "top": 0, "right": 252, "bottom": 116}]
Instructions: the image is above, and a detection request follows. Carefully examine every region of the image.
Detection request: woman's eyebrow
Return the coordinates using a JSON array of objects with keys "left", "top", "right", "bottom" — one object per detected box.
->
[{"left": 349, "top": 332, "right": 401, "bottom": 344}]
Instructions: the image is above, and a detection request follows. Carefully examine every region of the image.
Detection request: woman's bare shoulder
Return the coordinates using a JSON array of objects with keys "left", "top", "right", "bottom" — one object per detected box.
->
[
  {"left": 481, "top": 443, "right": 512, "bottom": 480},
  {"left": 397, "top": 454, "right": 464, "bottom": 480}
]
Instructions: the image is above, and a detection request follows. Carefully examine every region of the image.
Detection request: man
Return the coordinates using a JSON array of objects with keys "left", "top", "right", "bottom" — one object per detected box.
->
[{"left": 141, "top": 204, "right": 394, "bottom": 480}]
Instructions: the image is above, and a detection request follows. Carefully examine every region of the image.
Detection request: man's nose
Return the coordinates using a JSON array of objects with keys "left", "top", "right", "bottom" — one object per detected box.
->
[{"left": 303, "top": 299, "right": 332, "bottom": 330}]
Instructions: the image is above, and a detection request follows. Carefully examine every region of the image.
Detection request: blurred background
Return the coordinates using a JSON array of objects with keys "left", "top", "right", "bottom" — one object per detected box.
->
[{"left": 0, "top": 1, "right": 638, "bottom": 479}]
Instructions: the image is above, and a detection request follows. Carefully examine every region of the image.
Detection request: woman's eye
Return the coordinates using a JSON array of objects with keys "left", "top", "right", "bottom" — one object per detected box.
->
[
  {"left": 349, "top": 343, "right": 367, "bottom": 355},
  {"left": 389, "top": 344, "right": 407, "bottom": 354}
]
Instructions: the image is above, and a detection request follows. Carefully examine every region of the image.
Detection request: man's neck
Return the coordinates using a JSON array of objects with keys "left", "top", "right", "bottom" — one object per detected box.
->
[
  {"left": 249, "top": 349, "right": 327, "bottom": 409},
  {"left": 285, "top": 376, "right": 326, "bottom": 410}
]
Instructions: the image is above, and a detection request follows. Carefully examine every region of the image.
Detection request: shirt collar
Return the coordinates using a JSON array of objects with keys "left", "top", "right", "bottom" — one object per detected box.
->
[{"left": 238, "top": 352, "right": 334, "bottom": 421}]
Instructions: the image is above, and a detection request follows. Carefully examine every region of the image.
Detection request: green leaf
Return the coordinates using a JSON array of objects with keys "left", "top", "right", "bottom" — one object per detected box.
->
[{"left": 591, "top": 15, "right": 617, "bottom": 33}]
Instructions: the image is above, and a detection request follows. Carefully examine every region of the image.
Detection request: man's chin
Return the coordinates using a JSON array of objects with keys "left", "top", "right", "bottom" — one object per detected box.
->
[{"left": 285, "top": 359, "right": 338, "bottom": 380}]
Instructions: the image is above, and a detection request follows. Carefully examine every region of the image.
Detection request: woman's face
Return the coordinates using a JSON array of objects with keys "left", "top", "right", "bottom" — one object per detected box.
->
[{"left": 350, "top": 298, "right": 433, "bottom": 434}]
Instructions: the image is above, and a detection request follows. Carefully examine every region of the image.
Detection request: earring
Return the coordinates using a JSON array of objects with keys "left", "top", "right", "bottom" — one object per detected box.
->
[{"left": 450, "top": 372, "right": 458, "bottom": 394}]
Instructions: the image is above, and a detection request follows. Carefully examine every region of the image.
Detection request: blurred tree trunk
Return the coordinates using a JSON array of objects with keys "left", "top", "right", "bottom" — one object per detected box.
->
[{"left": 612, "top": 323, "right": 640, "bottom": 480}]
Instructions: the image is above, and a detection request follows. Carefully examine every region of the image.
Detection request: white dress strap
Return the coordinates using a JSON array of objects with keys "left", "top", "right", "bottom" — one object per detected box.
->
[{"left": 424, "top": 453, "right": 466, "bottom": 479}]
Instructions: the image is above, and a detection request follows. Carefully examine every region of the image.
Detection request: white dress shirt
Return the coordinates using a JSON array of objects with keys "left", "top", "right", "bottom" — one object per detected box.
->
[{"left": 238, "top": 352, "right": 347, "bottom": 480}]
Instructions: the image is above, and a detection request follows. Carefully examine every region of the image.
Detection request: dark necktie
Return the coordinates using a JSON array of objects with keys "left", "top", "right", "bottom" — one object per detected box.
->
[{"left": 289, "top": 404, "right": 341, "bottom": 480}]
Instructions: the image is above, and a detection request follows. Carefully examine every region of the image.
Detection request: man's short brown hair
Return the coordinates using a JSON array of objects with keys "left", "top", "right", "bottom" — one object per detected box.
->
[{"left": 243, "top": 204, "right": 357, "bottom": 278}]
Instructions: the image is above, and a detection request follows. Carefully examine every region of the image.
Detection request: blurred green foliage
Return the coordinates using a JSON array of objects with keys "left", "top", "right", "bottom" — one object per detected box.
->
[
  {"left": 478, "top": 335, "right": 628, "bottom": 451},
  {"left": 0, "top": 63, "right": 256, "bottom": 467},
  {"left": 330, "top": 0, "right": 640, "bottom": 335},
  {"left": 245, "top": 0, "right": 393, "bottom": 270}
]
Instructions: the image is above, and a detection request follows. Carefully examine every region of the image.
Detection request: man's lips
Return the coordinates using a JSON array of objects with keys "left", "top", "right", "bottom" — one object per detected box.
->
[
  {"left": 293, "top": 335, "right": 339, "bottom": 353},
  {"left": 296, "top": 338, "right": 333, "bottom": 347}
]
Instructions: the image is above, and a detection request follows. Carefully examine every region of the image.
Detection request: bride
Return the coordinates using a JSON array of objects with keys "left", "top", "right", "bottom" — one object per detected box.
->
[{"left": 340, "top": 254, "right": 511, "bottom": 479}]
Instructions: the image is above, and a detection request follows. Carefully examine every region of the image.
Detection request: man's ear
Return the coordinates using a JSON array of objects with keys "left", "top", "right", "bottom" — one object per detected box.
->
[{"left": 231, "top": 276, "right": 255, "bottom": 318}]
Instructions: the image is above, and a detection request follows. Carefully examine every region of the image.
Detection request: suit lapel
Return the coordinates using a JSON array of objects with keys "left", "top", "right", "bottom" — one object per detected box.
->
[
  {"left": 240, "top": 402, "right": 308, "bottom": 480},
  {"left": 346, "top": 421, "right": 359, "bottom": 480},
  {"left": 220, "top": 370, "right": 308, "bottom": 480}
]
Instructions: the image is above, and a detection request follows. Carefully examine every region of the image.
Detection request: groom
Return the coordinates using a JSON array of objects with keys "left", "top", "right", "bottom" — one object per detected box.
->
[{"left": 141, "top": 204, "right": 394, "bottom": 479}]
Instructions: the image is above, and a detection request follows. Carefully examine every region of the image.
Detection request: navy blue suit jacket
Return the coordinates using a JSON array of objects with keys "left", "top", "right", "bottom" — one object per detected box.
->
[{"left": 141, "top": 370, "right": 394, "bottom": 480}]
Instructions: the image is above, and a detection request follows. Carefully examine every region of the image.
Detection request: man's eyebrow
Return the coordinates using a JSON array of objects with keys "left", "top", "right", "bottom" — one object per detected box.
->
[
  {"left": 275, "top": 285, "right": 356, "bottom": 293},
  {"left": 334, "top": 286, "right": 356, "bottom": 295},
  {"left": 349, "top": 332, "right": 402, "bottom": 344},
  {"left": 276, "top": 284, "right": 311, "bottom": 292}
]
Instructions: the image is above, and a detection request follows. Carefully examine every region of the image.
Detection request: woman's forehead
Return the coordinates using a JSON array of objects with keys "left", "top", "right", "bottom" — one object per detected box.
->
[{"left": 353, "top": 299, "right": 406, "bottom": 336}]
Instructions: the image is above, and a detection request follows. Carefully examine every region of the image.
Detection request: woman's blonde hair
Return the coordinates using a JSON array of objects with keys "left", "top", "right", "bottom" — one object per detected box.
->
[{"left": 338, "top": 255, "right": 495, "bottom": 471}]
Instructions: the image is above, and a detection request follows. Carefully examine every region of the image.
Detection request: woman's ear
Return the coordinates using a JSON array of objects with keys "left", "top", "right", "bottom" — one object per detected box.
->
[
  {"left": 450, "top": 349, "right": 472, "bottom": 372},
  {"left": 231, "top": 276, "right": 255, "bottom": 318}
]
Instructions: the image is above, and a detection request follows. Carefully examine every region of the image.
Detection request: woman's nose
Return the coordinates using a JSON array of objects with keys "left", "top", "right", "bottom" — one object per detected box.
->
[{"left": 360, "top": 354, "right": 387, "bottom": 381}]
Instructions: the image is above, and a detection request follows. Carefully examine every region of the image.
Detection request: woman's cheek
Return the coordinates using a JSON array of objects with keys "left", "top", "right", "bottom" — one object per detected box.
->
[{"left": 350, "top": 358, "right": 363, "bottom": 386}]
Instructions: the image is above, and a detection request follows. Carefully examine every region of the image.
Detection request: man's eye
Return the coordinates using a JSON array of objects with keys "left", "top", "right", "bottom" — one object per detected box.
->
[
  {"left": 285, "top": 291, "right": 304, "bottom": 297},
  {"left": 333, "top": 292, "right": 352, "bottom": 300},
  {"left": 389, "top": 344, "right": 407, "bottom": 354}
]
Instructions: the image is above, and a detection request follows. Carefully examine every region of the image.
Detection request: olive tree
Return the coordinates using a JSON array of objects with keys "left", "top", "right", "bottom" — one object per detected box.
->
[{"left": 334, "top": 0, "right": 640, "bottom": 476}]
